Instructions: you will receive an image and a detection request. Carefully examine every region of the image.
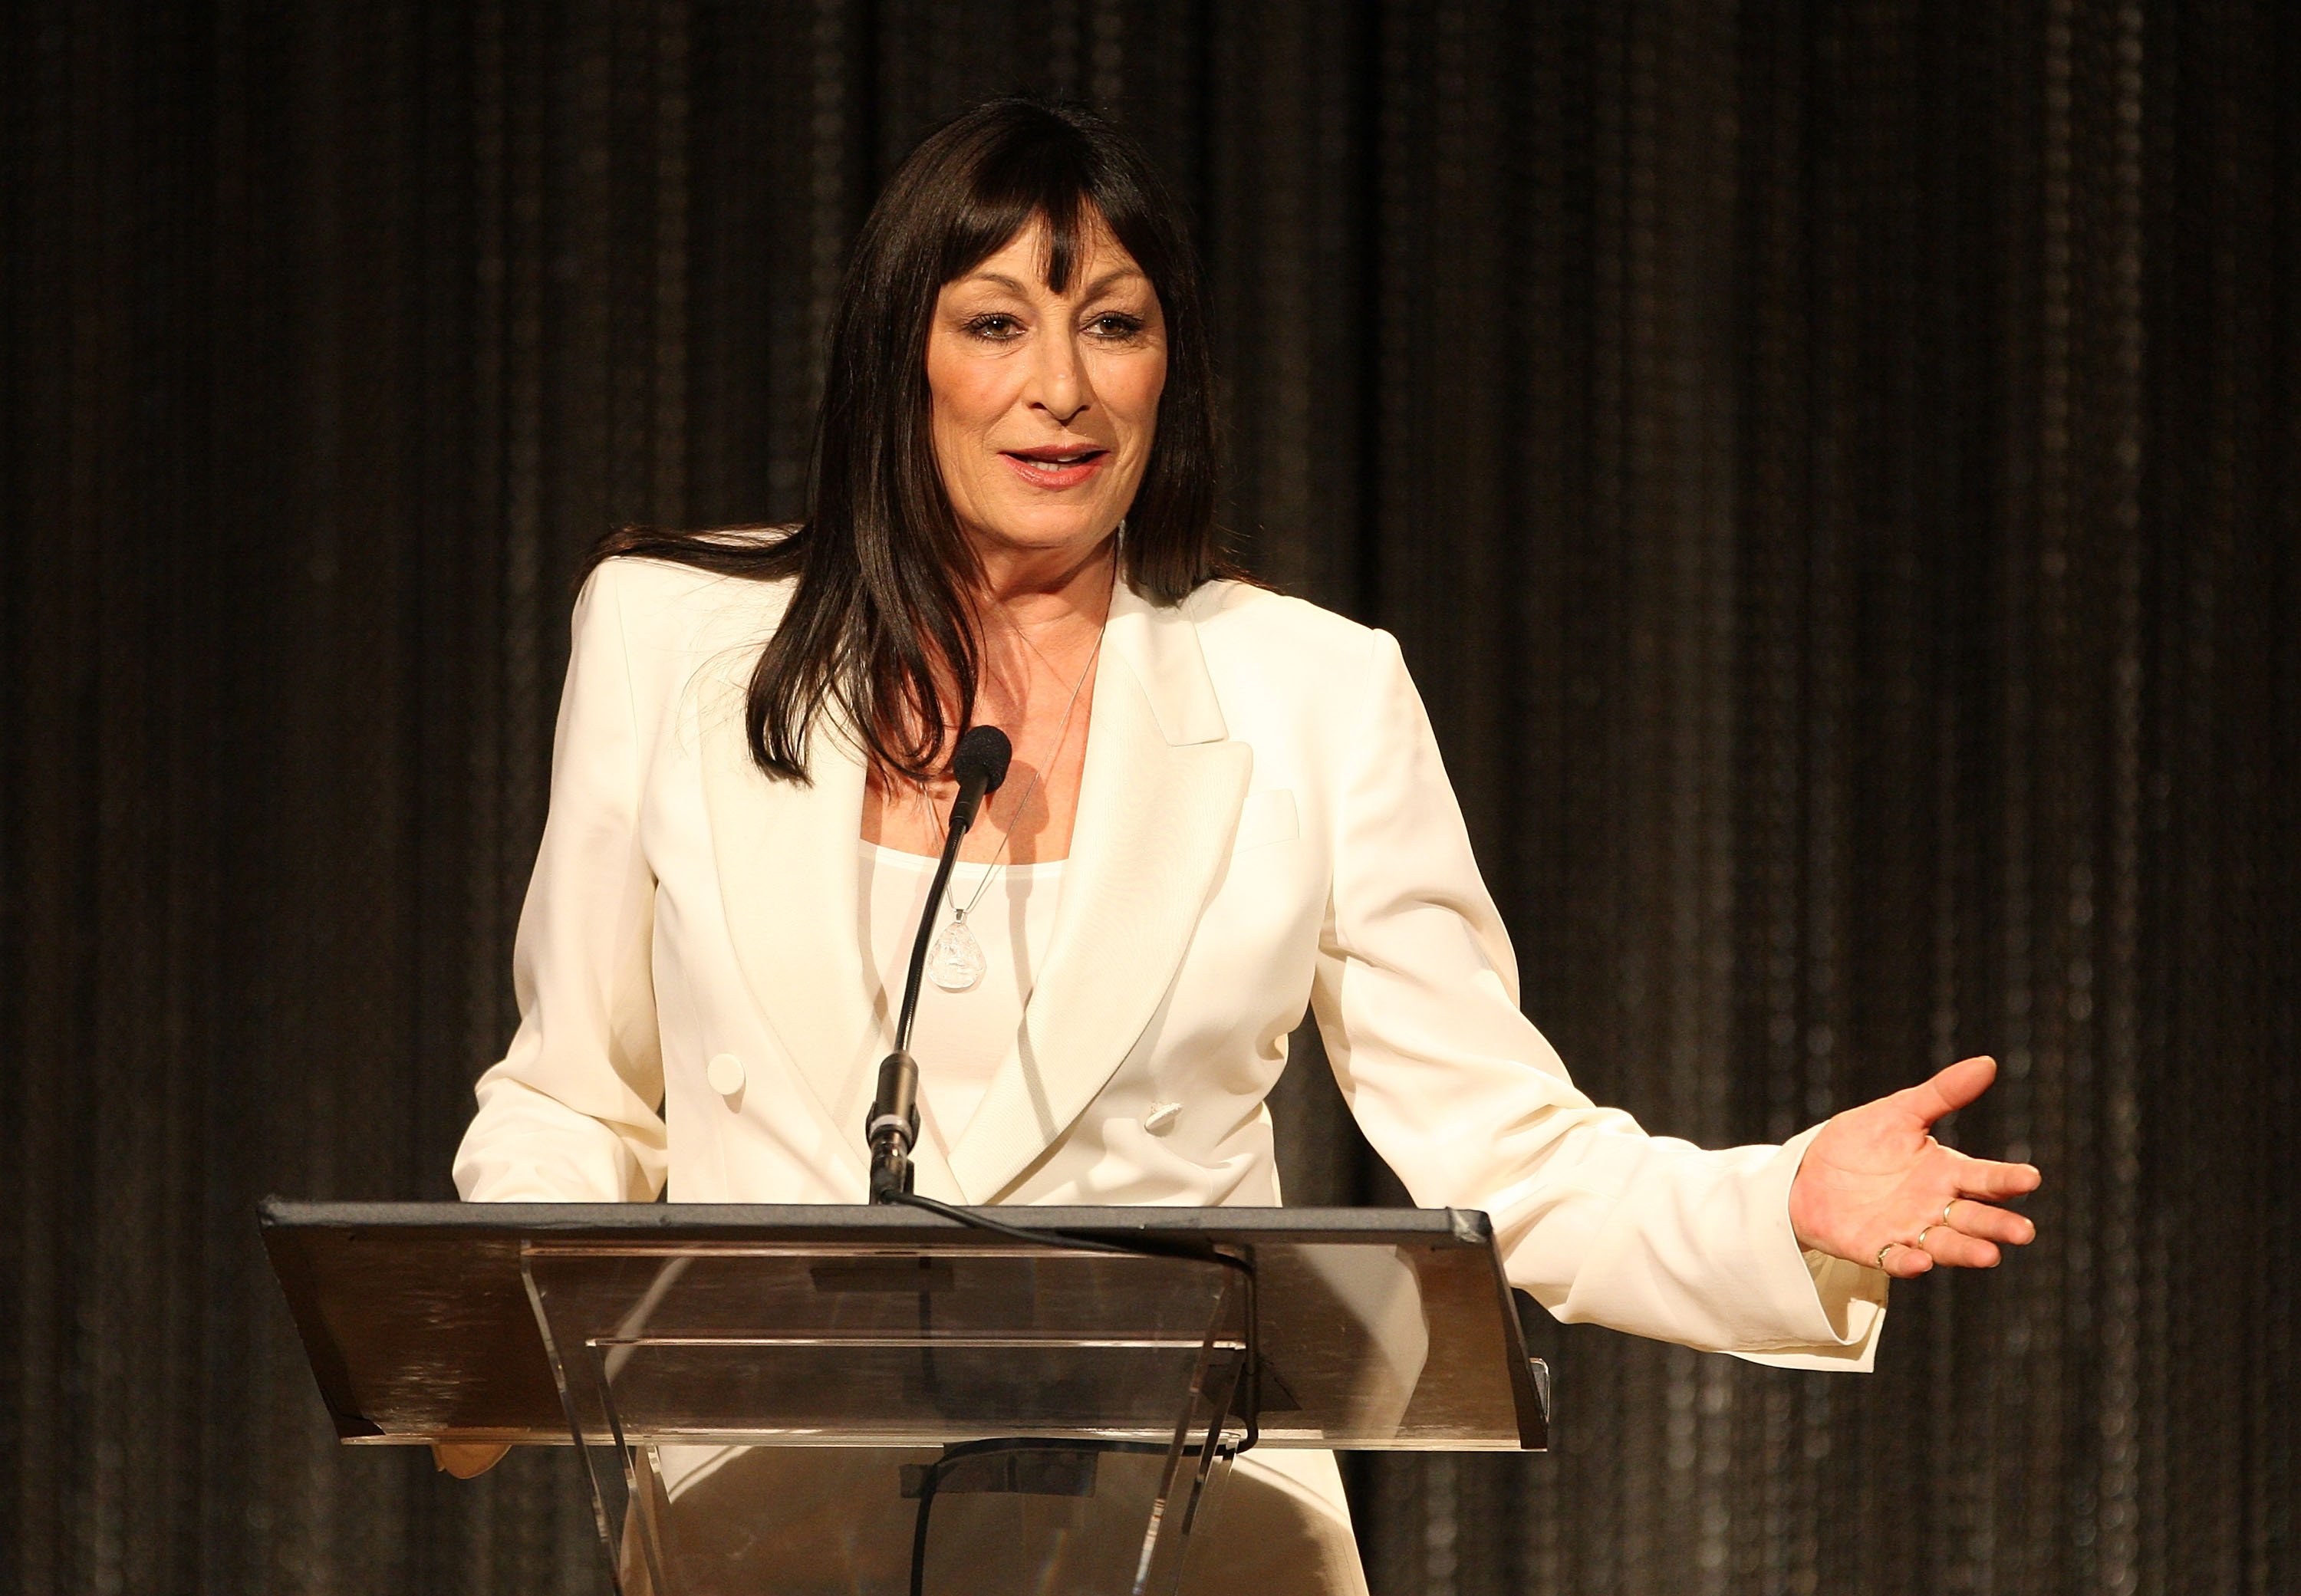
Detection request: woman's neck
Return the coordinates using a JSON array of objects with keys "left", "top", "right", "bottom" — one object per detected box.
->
[
  {"left": 861, "top": 534, "right": 1114, "bottom": 864},
  {"left": 970, "top": 535, "right": 1118, "bottom": 664}
]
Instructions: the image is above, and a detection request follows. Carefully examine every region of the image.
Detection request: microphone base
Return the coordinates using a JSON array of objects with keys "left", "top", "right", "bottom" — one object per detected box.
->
[
  {"left": 867, "top": 1140, "right": 915, "bottom": 1204},
  {"left": 867, "top": 1050, "right": 921, "bottom": 1204}
]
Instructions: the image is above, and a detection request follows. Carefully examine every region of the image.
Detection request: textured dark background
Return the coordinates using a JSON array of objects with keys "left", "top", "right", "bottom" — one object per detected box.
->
[{"left": 4, "top": 2, "right": 2296, "bottom": 1593}]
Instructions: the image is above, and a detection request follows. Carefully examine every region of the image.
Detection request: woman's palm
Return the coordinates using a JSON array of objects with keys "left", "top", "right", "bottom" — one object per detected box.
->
[{"left": 1788, "top": 1056, "right": 2042, "bottom": 1277}]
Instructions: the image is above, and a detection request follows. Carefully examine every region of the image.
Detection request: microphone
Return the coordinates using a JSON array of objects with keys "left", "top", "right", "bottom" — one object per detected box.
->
[
  {"left": 942, "top": 722, "right": 1013, "bottom": 842},
  {"left": 867, "top": 725, "right": 1012, "bottom": 1202}
]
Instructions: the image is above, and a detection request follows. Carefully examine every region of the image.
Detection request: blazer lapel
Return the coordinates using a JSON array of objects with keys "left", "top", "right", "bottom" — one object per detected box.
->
[
  {"left": 697, "top": 655, "right": 964, "bottom": 1193},
  {"left": 948, "top": 583, "right": 1253, "bottom": 1203}
]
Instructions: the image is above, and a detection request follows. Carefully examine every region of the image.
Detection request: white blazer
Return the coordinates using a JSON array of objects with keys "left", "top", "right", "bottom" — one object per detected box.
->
[{"left": 455, "top": 548, "right": 1894, "bottom": 1309}]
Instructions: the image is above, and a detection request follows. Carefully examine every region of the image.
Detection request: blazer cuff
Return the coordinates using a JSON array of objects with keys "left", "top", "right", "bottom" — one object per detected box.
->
[{"left": 1730, "top": 1124, "right": 1890, "bottom": 1373}]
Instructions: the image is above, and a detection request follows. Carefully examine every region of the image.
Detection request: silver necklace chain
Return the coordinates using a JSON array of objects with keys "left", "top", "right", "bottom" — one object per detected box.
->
[{"left": 914, "top": 614, "right": 1103, "bottom": 990}]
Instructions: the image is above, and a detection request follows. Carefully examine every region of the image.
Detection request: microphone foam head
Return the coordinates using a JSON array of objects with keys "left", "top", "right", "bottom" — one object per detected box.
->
[{"left": 952, "top": 725, "right": 1013, "bottom": 792}]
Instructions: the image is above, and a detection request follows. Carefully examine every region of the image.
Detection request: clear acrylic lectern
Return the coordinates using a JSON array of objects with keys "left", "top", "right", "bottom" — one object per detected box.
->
[{"left": 263, "top": 1202, "right": 1549, "bottom": 1596}]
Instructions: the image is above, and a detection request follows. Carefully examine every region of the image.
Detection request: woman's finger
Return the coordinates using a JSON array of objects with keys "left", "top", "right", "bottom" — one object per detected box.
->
[
  {"left": 1943, "top": 1151, "right": 2044, "bottom": 1199},
  {"left": 1917, "top": 1226, "right": 2001, "bottom": 1269},
  {"left": 433, "top": 1442, "right": 510, "bottom": 1479},
  {"left": 1901, "top": 1055, "right": 1998, "bottom": 1124},
  {"left": 1942, "top": 1198, "right": 2037, "bottom": 1247},
  {"left": 1876, "top": 1241, "right": 1935, "bottom": 1279}
]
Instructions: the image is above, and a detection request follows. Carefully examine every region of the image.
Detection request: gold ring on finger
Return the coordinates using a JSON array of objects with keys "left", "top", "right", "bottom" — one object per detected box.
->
[
  {"left": 1874, "top": 1242, "right": 1896, "bottom": 1270},
  {"left": 1914, "top": 1226, "right": 1935, "bottom": 1250},
  {"left": 1943, "top": 1199, "right": 1960, "bottom": 1228}
]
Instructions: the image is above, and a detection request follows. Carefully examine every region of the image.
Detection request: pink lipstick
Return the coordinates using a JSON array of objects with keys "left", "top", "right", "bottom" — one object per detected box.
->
[{"left": 1000, "top": 444, "right": 1108, "bottom": 490}]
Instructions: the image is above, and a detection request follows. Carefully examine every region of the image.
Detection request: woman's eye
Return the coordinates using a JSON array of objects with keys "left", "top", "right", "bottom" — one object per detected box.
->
[
  {"left": 963, "top": 313, "right": 1023, "bottom": 341},
  {"left": 1087, "top": 313, "right": 1146, "bottom": 340}
]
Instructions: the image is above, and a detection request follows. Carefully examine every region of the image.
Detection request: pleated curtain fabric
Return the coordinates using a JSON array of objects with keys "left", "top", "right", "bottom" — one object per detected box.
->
[{"left": 2, "top": 4, "right": 2295, "bottom": 1594}]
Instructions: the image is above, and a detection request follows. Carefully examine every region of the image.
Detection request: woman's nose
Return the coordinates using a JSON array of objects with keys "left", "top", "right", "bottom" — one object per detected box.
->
[{"left": 1032, "top": 331, "right": 1088, "bottom": 423}]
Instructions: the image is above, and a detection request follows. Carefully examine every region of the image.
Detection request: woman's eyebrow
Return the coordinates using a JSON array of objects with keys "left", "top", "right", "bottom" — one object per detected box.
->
[{"left": 953, "top": 266, "right": 1149, "bottom": 298}]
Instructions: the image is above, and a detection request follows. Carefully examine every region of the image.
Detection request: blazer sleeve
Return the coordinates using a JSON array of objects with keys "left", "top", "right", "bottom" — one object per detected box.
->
[
  {"left": 1308, "top": 628, "right": 1887, "bottom": 1368},
  {"left": 452, "top": 563, "right": 669, "bottom": 1202}
]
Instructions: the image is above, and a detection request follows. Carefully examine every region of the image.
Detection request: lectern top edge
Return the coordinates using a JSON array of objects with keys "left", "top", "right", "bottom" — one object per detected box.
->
[{"left": 255, "top": 1196, "right": 1499, "bottom": 1250}]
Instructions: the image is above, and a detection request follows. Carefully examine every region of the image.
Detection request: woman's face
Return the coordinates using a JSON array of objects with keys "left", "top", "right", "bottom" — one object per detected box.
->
[{"left": 926, "top": 211, "right": 1167, "bottom": 572}]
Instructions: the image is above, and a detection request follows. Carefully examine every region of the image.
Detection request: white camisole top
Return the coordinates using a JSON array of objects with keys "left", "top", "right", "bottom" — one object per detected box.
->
[
  {"left": 853, "top": 838, "right": 1353, "bottom": 1550},
  {"left": 857, "top": 841, "right": 1067, "bottom": 1141}
]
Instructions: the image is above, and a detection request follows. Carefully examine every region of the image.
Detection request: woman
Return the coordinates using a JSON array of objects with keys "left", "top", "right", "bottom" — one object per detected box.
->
[{"left": 449, "top": 98, "right": 2039, "bottom": 1591}]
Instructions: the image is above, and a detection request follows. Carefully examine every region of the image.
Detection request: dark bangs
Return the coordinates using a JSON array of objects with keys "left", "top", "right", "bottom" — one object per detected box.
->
[
  {"left": 588, "top": 96, "right": 1226, "bottom": 785},
  {"left": 936, "top": 117, "right": 1153, "bottom": 301}
]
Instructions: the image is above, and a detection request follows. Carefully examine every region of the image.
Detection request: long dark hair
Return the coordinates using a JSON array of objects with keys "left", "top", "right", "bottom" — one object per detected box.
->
[{"left": 586, "top": 97, "right": 1226, "bottom": 784}]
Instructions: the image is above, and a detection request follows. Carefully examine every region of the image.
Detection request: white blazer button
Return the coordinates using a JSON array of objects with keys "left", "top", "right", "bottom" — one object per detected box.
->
[
  {"left": 1143, "top": 1101, "right": 1181, "bottom": 1136},
  {"left": 706, "top": 1053, "right": 746, "bottom": 1096}
]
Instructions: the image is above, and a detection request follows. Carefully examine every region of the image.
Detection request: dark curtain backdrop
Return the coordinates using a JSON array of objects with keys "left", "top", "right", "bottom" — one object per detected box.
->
[{"left": 4, "top": 2, "right": 2296, "bottom": 1593}]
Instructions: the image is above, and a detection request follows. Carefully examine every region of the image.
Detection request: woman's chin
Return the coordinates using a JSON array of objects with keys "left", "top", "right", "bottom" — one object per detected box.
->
[{"left": 963, "top": 510, "right": 1123, "bottom": 565}]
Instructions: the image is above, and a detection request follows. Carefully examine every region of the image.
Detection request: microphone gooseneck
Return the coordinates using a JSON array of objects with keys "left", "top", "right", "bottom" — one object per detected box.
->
[{"left": 867, "top": 726, "right": 1012, "bottom": 1203}]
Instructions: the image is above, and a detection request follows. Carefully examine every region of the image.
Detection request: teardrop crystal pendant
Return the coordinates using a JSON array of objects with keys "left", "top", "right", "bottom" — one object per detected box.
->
[{"left": 925, "top": 916, "right": 986, "bottom": 992}]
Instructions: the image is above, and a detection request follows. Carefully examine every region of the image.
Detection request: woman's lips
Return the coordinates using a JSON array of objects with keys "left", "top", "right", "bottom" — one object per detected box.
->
[{"left": 999, "top": 449, "right": 1108, "bottom": 490}]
